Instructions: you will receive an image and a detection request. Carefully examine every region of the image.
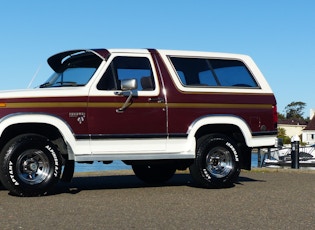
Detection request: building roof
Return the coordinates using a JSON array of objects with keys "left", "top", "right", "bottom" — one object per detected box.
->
[
  {"left": 304, "top": 117, "right": 315, "bottom": 130},
  {"left": 278, "top": 118, "right": 308, "bottom": 126}
]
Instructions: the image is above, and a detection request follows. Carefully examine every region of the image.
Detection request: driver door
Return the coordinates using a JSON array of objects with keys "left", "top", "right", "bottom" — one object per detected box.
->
[{"left": 88, "top": 54, "right": 167, "bottom": 154}]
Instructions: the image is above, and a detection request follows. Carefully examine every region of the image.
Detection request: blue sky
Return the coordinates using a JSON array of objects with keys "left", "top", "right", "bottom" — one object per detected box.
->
[{"left": 0, "top": 1, "right": 314, "bottom": 117}]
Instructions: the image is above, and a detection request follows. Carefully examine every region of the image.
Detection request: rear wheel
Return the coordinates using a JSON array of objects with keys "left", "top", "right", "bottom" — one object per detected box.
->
[
  {"left": 0, "top": 134, "right": 62, "bottom": 196},
  {"left": 190, "top": 134, "right": 240, "bottom": 188},
  {"left": 132, "top": 164, "right": 176, "bottom": 184}
]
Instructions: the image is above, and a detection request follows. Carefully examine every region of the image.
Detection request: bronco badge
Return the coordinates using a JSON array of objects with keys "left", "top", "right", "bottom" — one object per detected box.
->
[{"left": 69, "top": 112, "right": 86, "bottom": 124}]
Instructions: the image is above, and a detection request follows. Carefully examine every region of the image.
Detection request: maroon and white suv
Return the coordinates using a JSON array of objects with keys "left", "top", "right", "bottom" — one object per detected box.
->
[{"left": 0, "top": 49, "right": 277, "bottom": 196}]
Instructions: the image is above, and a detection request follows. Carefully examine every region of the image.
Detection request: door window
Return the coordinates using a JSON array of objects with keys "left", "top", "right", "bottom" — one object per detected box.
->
[{"left": 97, "top": 56, "right": 155, "bottom": 91}]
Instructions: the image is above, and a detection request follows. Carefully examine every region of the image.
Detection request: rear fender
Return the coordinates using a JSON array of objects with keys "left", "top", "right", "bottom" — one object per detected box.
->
[{"left": 187, "top": 115, "right": 252, "bottom": 146}]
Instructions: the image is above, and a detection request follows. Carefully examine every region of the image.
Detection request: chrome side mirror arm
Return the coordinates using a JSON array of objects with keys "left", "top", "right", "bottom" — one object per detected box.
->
[{"left": 115, "top": 90, "right": 133, "bottom": 113}]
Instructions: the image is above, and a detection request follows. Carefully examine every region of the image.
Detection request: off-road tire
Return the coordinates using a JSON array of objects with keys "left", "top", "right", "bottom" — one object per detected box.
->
[
  {"left": 0, "top": 134, "right": 62, "bottom": 196},
  {"left": 189, "top": 134, "right": 240, "bottom": 188}
]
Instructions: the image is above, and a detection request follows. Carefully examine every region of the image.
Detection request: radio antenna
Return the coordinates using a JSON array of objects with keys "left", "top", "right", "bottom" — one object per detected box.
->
[{"left": 28, "top": 64, "right": 41, "bottom": 88}]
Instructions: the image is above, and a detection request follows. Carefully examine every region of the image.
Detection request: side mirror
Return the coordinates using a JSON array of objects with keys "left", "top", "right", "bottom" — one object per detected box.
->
[
  {"left": 121, "top": 79, "right": 137, "bottom": 91},
  {"left": 115, "top": 78, "right": 137, "bottom": 113}
]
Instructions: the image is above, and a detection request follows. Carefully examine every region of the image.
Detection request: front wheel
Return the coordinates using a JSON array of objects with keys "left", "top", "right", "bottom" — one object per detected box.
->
[
  {"left": 189, "top": 134, "right": 240, "bottom": 188},
  {"left": 0, "top": 134, "right": 62, "bottom": 196}
]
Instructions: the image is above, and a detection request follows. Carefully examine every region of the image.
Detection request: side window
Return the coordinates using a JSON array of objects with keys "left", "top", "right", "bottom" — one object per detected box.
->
[
  {"left": 170, "top": 57, "right": 217, "bottom": 86},
  {"left": 210, "top": 59, "right": 257, "bottom": 87},
  {"left": 97, "top": 56, "right": 155, "bottom": 91},
  {"left": 199, "top": 70, "right": 217, "bottom": 86},
  {"left": 169, "top": 57, "right": 258, "bottom": 88}
]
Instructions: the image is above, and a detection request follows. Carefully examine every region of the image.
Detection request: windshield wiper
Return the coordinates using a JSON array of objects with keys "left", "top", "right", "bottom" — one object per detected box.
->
[{"left": 39, "top": 82, "right": 51, "bottom": 88}]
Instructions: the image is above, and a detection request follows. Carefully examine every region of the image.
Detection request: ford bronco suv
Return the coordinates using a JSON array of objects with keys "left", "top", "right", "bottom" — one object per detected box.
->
[{"left": 0, "top": 49, "right": 277, "bottom": 196}]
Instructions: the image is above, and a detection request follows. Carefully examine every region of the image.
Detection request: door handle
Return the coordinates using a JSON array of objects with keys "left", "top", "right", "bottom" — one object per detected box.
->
[{"left": 148, "top": 97, "right": 165, "bottom": 103}]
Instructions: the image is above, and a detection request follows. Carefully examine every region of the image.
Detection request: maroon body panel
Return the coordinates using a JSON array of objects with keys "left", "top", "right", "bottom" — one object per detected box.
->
[
  {"left": 149, "top": 49, "right": 277, "bottom": 135},
  {"left": 87, "top": 95, "right": 167, "bottom": 135},
  {"left": 0, "top": 97, "right": 89, "bottom": 134}
]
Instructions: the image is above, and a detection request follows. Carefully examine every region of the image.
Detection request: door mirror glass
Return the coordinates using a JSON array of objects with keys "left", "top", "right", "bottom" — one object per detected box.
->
[{"left": 121, "top": 79, "right": 137, "bottom": 91}]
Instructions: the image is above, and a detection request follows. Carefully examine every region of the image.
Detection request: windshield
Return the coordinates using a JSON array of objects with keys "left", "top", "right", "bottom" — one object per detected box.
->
[
  {"left": 41, "top": 67, "right": 98, "bottom": 87},
  {"left": 41, "top": 52, "right": 102, "bottom": 88}
]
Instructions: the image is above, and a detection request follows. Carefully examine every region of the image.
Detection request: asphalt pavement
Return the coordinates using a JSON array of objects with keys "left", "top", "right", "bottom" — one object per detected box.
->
[{"left": 0, "top": 168, "right": 314, "bottom": 229}]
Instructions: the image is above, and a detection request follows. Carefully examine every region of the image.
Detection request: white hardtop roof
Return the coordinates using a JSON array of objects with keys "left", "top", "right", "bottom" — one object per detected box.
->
[
  {"left": 158, "top": 49, "right": 249, "bottom": 58},
  {"left": 107, "top": 48, "right": 250, "bottom": 59}
]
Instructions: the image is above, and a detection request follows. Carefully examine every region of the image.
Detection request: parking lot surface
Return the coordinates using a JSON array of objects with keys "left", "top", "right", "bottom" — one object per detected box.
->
[{"left": 0, "top": 169, "right": 314, "bottom": 229}]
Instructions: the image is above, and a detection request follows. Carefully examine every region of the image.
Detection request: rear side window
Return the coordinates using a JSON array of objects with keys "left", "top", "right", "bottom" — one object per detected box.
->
[{"left": 169, "top": 57, "right": 258, "bottom": 88}]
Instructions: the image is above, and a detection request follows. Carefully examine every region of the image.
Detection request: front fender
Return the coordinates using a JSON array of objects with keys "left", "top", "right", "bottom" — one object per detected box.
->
[{"left": 0, "top": 113, "right": 82, "bottom": 159}]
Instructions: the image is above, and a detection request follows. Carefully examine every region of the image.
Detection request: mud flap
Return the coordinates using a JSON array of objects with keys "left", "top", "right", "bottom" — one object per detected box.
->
[
  {"left": 240, "top": 147, "right": 252, "bottom": 170},
  {"left": 61, "top": 160, "right": 75, "bottom": 182}
]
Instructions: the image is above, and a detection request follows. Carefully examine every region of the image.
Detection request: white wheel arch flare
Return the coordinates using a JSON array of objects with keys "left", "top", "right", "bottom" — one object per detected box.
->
[
  {"left": 0, "top": 113, "right": 80, "bottom": 159},
  {"left": 187, "top": 115, "right": 275, "bottom": 148}
]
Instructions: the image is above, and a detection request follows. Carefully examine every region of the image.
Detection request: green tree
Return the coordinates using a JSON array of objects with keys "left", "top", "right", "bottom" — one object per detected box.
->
[
  {"left": 277, "top": 127, "right": 291, "bottom": 144},
  {"left": 278, "top": 112, "right": 285, "bottom": 120},
  {"left": 277, "top": 127, "right": 286, "bottom": 137},
  {"left": 285, "top": 101, "right": 306, "bottom": 119}
]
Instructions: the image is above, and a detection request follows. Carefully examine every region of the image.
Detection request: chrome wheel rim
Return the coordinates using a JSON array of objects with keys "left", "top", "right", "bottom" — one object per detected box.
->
[
  {"left": 16, "top": 149, "right": 50, "bottom": 185},
  {"left": 205, "top": 147, "right": 233, "bottom": 178}
]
